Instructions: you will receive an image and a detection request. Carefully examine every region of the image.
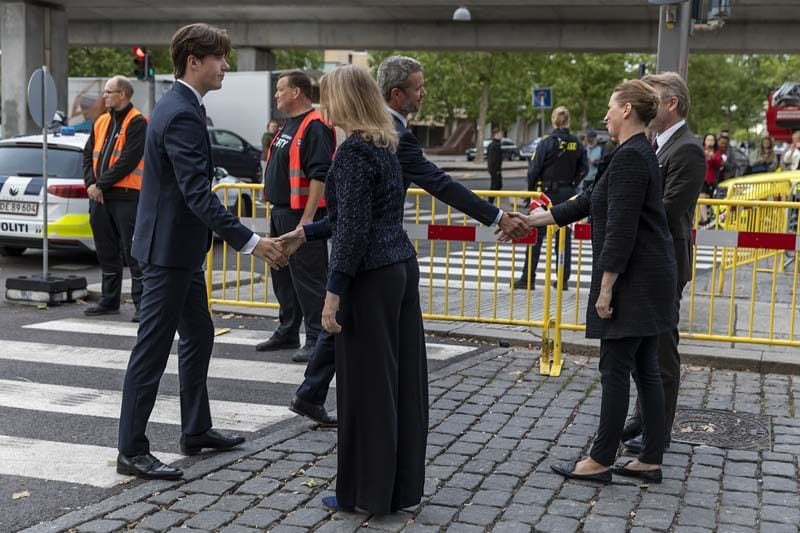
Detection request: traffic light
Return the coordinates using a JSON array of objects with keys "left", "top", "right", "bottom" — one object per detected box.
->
[{"left": 132, "top": 46, "right": 154, "bottom": 81}]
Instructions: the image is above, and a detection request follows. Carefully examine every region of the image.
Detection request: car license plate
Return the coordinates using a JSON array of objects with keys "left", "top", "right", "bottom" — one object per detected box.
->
[{"left": 0, "top": 200, "right": 39, "bottom": 216}]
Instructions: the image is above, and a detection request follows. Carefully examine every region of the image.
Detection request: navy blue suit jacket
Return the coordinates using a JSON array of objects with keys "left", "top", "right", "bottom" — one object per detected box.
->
[
  {"left": 304, "top": 115, "right": 500, "bottom": 241},
  {"left": 132, "top": 82, "right": 253, "bottom": 269}
]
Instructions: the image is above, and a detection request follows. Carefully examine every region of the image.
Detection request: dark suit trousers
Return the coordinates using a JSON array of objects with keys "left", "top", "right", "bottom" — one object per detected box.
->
[
  {"left": 590, "top": 335, "right": 665, "bottom": 466},
  {"left": 488, "top": 170, "right": 502, "bottom": 203},
  {"left": 335, "top": 258, "right": 428, "bottom": 514},
  {"left": 269, "top": 206, "right": 327, "bottom": 345},
  {"left": 118, "top": 264, "right": 214, "bottom": 455},
  {"left": 631, "top": 281, "right": 685, "bottom": 440},
  {"left": 89, "top": 199, "right": 143, "bottom": 310},
  {"left": 295, "top": 329, "right": 335, "bottom": 405},
  {"left": 518, "top": 188, "right": 575, "bottom": 284}
]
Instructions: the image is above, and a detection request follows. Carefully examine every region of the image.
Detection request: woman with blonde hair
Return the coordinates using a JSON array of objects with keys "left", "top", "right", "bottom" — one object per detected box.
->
[
  {"left": 506, "top": 79, "right": 677, "bottom": 484},
  {"left": 318, "top": 65, "right": 427, "bottom": 514}
]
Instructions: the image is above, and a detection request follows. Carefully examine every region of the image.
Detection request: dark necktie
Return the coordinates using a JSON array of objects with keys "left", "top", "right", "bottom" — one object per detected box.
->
[
  {"left": 652, "top": 137, "right": 659, "bottom": 152},
  {"left": 199, "top": 104, "right": 207, "bottom": 124}
]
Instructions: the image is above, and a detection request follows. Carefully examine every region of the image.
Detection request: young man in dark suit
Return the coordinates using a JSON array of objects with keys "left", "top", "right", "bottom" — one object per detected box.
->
[
  {"left": 116, "top": 23, "right": 287, "bottom": 480},
  {"left": 277, "top": 55, "right": 530, "bottom": 427},
  {"left": 622, "top": 72, "right": 706, "bottom": 453}
]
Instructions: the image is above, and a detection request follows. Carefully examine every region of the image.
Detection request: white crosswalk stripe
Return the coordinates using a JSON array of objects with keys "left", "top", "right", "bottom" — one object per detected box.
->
[{"left": 1, "top": 317, "right": 478, "bottom": 488}]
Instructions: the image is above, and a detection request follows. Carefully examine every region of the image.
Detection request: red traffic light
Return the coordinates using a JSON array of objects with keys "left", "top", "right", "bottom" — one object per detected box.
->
[{"left": 133, "top": 46, "right": 146, "bottom": 59}]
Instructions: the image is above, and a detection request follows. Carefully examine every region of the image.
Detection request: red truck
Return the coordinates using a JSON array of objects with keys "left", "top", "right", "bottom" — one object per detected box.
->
[{"left": 766, "top": 82, "right": 800, "bottom": 142}]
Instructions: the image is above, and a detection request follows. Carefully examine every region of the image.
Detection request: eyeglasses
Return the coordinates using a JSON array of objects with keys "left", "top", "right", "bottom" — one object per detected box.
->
[{"left": 102, "top": 90, "right": 122, "bottom": 95}]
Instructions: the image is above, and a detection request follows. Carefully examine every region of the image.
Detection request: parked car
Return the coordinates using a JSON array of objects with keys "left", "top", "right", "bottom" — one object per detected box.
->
[
  {"left": 0, "top": 129, "right": 93, "bottom": 256},
  {"left": 518, "top": 138, "right": 541, "bottom": 161},
  {"left": 208, "top": 127, "right": 263, "bottom": 183},
  {"left": 465, "top": 138, "right": 519, "bottom": 161},
  {"left": 213, "top": 167, "right": 254, "bottom": 217}
]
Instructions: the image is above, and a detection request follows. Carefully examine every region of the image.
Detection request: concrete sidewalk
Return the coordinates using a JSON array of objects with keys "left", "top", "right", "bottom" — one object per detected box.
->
[{"left": 25, "top": 345, "right": 800, "bottom": 533}]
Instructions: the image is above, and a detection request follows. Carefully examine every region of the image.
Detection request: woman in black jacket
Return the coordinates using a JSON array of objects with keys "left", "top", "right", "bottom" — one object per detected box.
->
[
  {"left": 318, "top": 65, "right": 427, "bottom": 514},
  {"left": 507, "top": 80, "right": 677, "bottom": 484}
]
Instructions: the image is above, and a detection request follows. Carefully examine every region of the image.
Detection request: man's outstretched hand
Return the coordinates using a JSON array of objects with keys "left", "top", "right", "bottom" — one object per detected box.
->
[
  {"left": 496, "top": 212, "right": 532, "bottom": 241},
  {"left": 253, "top": 237, "right": 289, "bottom": 268}
]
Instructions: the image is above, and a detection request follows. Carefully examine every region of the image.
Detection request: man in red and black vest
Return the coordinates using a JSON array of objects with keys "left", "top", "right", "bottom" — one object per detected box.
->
[
  {"left": 82, "top": 75, "right": 146, "bottom": 322},
  {"left": 258, "top": 70, "right": 335, "bottom": 362}
]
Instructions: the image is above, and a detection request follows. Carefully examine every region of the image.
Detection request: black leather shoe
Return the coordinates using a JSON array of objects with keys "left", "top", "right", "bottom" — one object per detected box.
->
[
  {"left": 551, "top": 461, "right": 611, "bottom": 484},
  {"left": 180, "top": 429, "right": 245, "bottom": 456},
  {"left": 551, "top": 281, "right": 569, "bottom": 291},
  {"left": 116, "top": 453, "right": 183, "bottom": 480},
  {"left": 512, "top": 279, "right": 535, "bottom": 290},
  {"left": 291, "top": 344, "right": 314, "bottom": 363},
  {"left": 610, "top": 461, "right": 662, "bottom": 484},
  {"left": 84, "top": 304, "right": 120, "bottom": 317},
  {"left": 131, "top": 309, "right": 140, "bottom": 323},
  {"left": 621, "top": 419, "right": 643, "bottom": 442},
  {"left": 255, "top": 334, "right": 301, "bottom": 352},
  {"left": 623, "top": 435, "right": 644, "bottom": 454},
  {"left": 289, "top": 395, "right": 337, "bottom": 427}
]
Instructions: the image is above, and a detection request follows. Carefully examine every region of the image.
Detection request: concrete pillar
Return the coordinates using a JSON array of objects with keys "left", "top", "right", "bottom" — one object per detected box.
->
[
  {"left": 237, "top": 47, "right": 276, "bottom": 71},
  {"left": 655, "top": 1, "right": 692, "bottom": 79},
  {"left": 1, "top": 2, "right": 68, "bottom": 137}
]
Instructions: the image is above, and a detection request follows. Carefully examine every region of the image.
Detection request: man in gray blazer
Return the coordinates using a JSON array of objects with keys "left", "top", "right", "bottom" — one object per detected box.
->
[{"left": 623, "top": 73, "right": 706, "bottom": 453}]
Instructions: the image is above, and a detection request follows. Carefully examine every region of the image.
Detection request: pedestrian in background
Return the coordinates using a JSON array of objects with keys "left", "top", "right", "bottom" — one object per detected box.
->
[
  {"left": 82, "top": 75, "right": 146, "bottom": 322},
  {"left": 780, "top": 130, "right": 800, "bottom": 171},
  {"left": 509, "top": 80, "right": 677, "bottom": 485},
  {"left": 581, "top": 129, "right": 603, "bottom": 192},
  {"left": 261, "top": 119, "right": 279, "bottom": 160},
  {"left": 748, "top": 135, "right": 778, "bottom": 174},
  {"left": 487, "top": 128, "right": 503, "bottom": 203},
  {"left": 317, "top": 64, "right": 427, "bottom": 515},
  {"left": 257, "top": 71, "right": 335, "bottom": 363}
]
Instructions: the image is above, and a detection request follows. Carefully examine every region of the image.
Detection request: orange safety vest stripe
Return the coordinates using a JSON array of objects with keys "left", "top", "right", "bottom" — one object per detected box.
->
[
  {"left": 265, "top": 109, "right": 333, "bottom": 210},
  {"left": 92, "top": 106, "right": 146, "bottom": 191}
]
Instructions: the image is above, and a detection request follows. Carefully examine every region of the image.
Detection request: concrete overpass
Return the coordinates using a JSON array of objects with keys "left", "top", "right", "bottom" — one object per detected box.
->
[{"left": 1, "top": 0, "right": 798, "bottom": 136}]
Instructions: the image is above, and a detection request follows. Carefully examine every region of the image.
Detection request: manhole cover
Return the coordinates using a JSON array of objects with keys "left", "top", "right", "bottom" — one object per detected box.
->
[{"left": 672, "top": 408, "right": 771, "bottom": 451}]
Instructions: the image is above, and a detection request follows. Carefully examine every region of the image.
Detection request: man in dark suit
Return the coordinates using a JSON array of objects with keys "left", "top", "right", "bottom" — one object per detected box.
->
[
  {"left": 622, "top": 72, "right": 706, "bottom": 453},
  {"left": 278, "top": 55, "right": 530, "bottom": 426},
  {"left": 116, "top": 23, "right": 287, "bottom": 480}
]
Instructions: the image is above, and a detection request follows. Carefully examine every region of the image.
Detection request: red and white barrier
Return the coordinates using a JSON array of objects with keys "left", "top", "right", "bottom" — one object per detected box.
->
[
  {"left": 404, "top": 224, "right": 539, "bottom": 245},
  {"left": 571, "top": 223, "right": 800, "bottom": 251}
]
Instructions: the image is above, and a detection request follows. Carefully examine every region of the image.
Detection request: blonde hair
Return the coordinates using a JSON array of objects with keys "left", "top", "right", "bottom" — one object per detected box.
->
[
  {"left": 320, "top": 65, "right": 398, "bottom": 149},
  {"left": 613, "top": 79, "right": 660, "bottom": 126},
  {"left": 551, "top": 106, "right": 570, "bottom": 129}
]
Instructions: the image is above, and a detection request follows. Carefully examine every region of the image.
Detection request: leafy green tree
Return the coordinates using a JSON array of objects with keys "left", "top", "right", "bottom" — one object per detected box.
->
[
  {"left": 68, "top": 47, "right": 173, "bottom": 78},
  {"left": 273, "top": 50, "right": 323, "bottom": 70}
]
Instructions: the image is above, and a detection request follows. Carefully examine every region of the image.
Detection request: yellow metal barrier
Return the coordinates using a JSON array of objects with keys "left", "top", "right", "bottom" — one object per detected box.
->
[
  {"left": 551, "top": 197, "right": 800, "bottom": 373},
  {"left": 207, "top": 183, "right": 800, "bottom": 379}
]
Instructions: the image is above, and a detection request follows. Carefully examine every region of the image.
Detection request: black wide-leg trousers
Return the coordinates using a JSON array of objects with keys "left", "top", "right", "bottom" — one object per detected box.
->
[{"left": 335, "top": 258, "right": 428, "bottom": 514}]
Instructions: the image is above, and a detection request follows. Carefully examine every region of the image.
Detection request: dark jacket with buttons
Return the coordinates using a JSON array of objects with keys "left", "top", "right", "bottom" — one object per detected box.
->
[{"left": 550, "top": 133, "right": 677, "bottom": 339}]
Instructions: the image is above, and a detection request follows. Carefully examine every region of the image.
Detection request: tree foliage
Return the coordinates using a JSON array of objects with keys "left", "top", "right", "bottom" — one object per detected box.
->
[{"left": 68, "top": 47, "right": 174, "bottom": 78}]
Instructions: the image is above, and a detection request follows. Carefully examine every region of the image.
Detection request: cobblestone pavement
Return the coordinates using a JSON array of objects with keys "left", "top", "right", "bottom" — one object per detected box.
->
[{"left": 28, "top": 347, "right": 800, "bottom": 533}]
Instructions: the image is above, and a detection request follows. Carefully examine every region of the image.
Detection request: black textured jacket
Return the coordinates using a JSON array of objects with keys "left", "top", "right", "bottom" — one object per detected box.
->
[
  {"left": 326, "top": 135, "right": 416, "bottom": 295},
  {"left": 550, "top": 132, "right": 677, "bottom": 339}
]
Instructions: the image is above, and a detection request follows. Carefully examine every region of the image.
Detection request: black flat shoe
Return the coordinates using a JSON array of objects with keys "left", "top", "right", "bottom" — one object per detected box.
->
[
  {"left": 290, "top": 395, "right": 337, "bottom": 427},
  {"left": 610, "top": 461, "right": 662, "bottom": 484},
  {"left": 255, "top": 334, "right": 301, "bottom": 352},
  {"left": 116, "top": 453, "right": 183, "bottom": 480},
  {"left": 322, "top": 496, "right": 355, "bottom": 513},
  {"left": 180, "top": 429, "right": 245, "bottom": 455},
  {"left": 550, "top": 461, "right": 611, "bottom": 484}
]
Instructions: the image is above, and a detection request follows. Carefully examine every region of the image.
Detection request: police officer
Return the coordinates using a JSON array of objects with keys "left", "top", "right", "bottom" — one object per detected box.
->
[
  {"left": 82, "top": 75, "right": 146, "bottom": 321},
  {"left": 513, "top": 106, "right": 587, "bottom": 290}
]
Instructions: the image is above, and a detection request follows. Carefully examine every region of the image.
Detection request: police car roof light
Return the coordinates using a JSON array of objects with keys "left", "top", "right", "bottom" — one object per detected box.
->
[{"left": 59, "top": 126, "right": 76, "bottom": 136}]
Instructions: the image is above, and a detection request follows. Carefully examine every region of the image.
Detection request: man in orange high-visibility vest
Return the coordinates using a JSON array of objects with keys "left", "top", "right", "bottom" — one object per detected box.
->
[
  {"left": 258, "top": 70, "right": 335, "bottom": 362},
  {"left": 82, "top": 75, "right": 146, "bottom": 322}
]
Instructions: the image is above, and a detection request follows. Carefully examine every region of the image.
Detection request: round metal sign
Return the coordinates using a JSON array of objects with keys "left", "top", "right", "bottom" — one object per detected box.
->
[{"left": 27, "top": 68, "right": 58, "bottom": 129}]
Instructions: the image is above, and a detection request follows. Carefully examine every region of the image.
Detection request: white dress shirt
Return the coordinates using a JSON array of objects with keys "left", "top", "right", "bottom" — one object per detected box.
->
[{"left": 654, "top": 119, "right": 685, "bottom": 155}]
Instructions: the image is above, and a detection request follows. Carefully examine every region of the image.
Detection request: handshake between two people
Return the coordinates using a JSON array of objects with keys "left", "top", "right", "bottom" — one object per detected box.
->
[
  {"left": 496, "top": 197, "right": 555, "bottom": 243},
  {"left": 250, "top": 226, "right": 307, "bottom": 269}
]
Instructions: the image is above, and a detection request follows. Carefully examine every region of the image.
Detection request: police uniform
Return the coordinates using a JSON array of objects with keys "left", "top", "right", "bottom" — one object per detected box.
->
[{"left": 516, "top": 128, "right": 587, "bottom": 289}]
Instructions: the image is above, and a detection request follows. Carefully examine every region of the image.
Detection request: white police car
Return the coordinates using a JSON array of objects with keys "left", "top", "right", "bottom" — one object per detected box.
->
[{"left": 0, "top": 129, "right": 94, "bottom": 256}]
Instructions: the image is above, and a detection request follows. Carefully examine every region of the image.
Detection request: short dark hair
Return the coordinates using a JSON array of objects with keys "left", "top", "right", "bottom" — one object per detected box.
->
[
  {"left": 279, "top": 70, "right": 313, "bottom": 101},
  {"left": 170, "top": 23, "right": 231, "bottom": 79}
]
